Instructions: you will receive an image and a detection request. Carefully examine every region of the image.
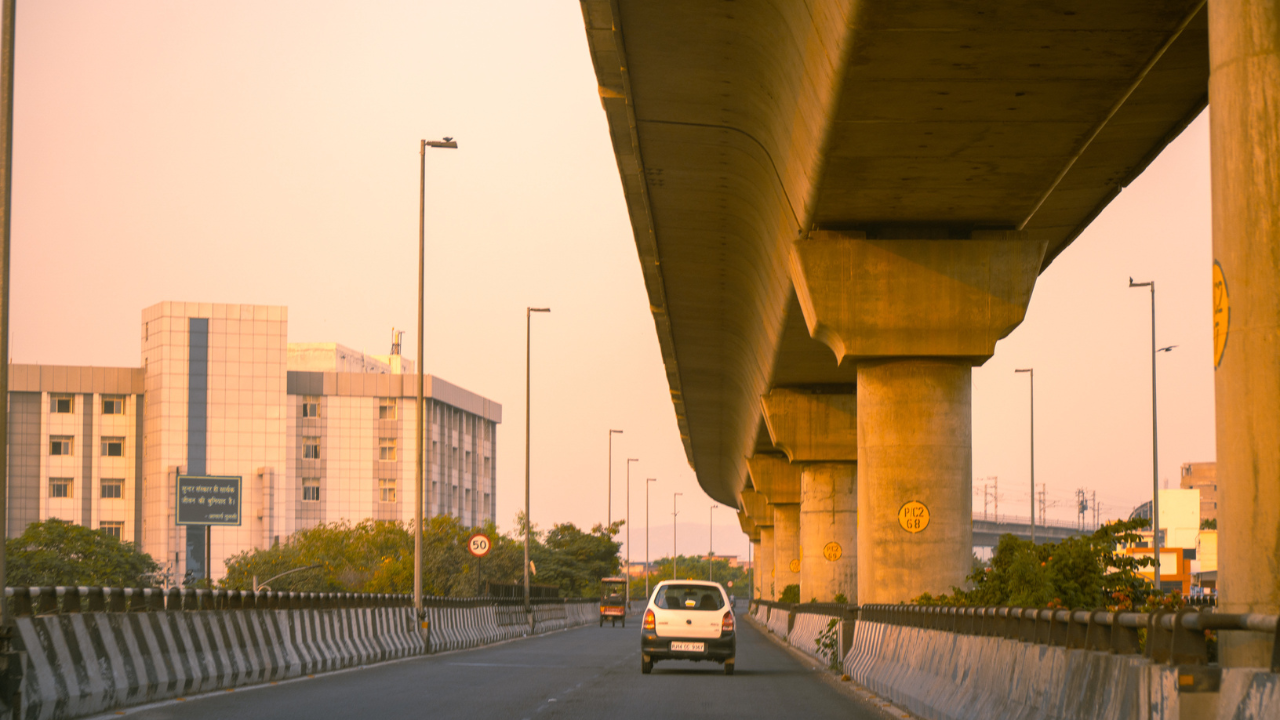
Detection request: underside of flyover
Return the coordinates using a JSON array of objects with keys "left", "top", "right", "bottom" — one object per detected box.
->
[{"left": 582, "top": 0, "right": 1208, "bottom": 506}]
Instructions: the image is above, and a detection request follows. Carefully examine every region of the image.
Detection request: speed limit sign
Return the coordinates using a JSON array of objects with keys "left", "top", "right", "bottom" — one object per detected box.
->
[{"left": 467, "top": 533, "right": 492, "bottom": 558}]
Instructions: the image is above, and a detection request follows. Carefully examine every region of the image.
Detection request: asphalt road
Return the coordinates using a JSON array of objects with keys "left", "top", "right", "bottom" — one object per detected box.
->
[{"left": 109, "top": 612, "right": 896, "bottom": 720}]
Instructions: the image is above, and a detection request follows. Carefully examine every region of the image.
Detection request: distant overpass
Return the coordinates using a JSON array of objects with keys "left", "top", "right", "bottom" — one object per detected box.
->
[{"left": 971, "top": 517, "right": 1096, "bottom": 548}]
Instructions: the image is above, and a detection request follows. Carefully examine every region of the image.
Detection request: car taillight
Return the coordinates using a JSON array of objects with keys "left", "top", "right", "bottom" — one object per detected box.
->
[
  {"left": 644, "top": 609, "right": 655, "bottom": 630},
  {"left": 722, "top": 611, "right": 734, "bottom": 632}
]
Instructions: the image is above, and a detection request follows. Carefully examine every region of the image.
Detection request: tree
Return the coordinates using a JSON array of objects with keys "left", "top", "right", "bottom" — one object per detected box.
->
[
  {"left": 6, "top": 519, "right": 159, "bottom": 587},
  {"left": 221, "top": 515, "right": 622, "bottom": 598},
  {"left": 914, "top": 518, "right": 1163, "bottom": 610}
]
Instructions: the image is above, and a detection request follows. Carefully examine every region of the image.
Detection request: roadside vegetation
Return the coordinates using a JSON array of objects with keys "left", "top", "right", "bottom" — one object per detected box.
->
[
  {"left": 634, "top": 555, "right": 753, "bottom": 600},
  {"left": 913, "top": 518, "right": 1181, "bottom": 612},
  {"left": 6, "top": 519, "right": 160, "bottom": 587},
  {"left": 220, "top": 515, "right": 623, "bottom": 599}
]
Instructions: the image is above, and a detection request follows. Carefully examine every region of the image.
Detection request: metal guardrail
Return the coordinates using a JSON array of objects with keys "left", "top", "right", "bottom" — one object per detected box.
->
[
  {"left": 2, "top": 586, "right": 596, "bottom": 616},
  {"left": 859, "top": 604, "right": 1280, "bottom": 672}
]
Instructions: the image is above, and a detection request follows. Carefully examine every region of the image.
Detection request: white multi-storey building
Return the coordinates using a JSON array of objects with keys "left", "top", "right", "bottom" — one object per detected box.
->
[{"left": 7, "top": 301, "right": 501, "bottom": 582}]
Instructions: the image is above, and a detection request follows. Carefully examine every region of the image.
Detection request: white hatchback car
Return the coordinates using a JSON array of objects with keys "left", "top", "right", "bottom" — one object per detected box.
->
[{"left": 640, "top": 580, "right": 736, "bottom": 675}]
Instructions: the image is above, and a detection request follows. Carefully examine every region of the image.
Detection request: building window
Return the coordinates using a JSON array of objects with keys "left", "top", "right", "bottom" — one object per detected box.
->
[
  {"left": 100, "top": 522, "right": 124, "bottom": 540},
  {"left": 302, "top": 397, "right": 320, "bottom": 418},
  {"left": 101, "top": 437, "right": 125, "bottom": 457},
  {"left": 50, "top": 436, "right": 73, "bottom": 456},
  {"left": 379, "top": 398, "right": 397, "bottom": 420},
  {"left": 51, "top": 394, "right": 74, "bottom": 414},
  {"left": 303, "top": 478, "right": 320, "bottom": 502},
  {"left": 303, "top": 437, "right": 320, "bottom": 459},
  {"left": 379, "top": 478, "right": 396, "bottom": 503},
  {"left": 484, "top": 456, "right": 491, "bottom": 478},
  {"left": 380, "top": 438, "right": 397, "bottom": 461},
  {"left": 50, "top": 478, "right": 72, "bottom": 498},
  {"left": 101, "top": 478, "right": 124, "bottom": 499},
  {"left": 102, "top": 396, "right": 125, "bottom": 415},
  {"left": 432, "top": 440, "right": 438, "bottom": 461}
]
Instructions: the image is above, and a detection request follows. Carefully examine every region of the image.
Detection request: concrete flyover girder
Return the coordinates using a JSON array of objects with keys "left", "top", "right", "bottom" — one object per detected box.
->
[{"left": 581, "top": 0, "right": 1210, "bottom": 509}]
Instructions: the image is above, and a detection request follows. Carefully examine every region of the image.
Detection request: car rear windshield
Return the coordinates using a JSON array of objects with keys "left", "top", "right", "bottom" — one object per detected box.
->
[{"left": 655, "top": 585, "right": 724, "bottom": 611}]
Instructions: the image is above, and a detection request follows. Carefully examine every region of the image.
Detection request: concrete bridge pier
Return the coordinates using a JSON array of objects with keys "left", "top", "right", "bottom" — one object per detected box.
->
[
  {"left": 749, "top": 454, "right": 803, "bottom": 598},
  {"left": 761, "top": 390, "right": 859, "bottom": 603},
  {"left": 1208, "top": 0, "right": 1280, "bottom": 668},
  {"left": 857, "top": 360, "right": 973, "bottom": 603},
  {"left": 740, "top": 489, "right": 774, "bottom": 599},
  {"left": 788, "top": 229, "right": 1047, "bottom": 603}
]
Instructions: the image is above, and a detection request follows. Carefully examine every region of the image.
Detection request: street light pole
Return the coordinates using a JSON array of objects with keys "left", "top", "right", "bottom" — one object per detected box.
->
[
  {"left": 608, "top": 429, "right": 623, "bottom": 527},
  {"left": 709, "top": 504, "right": 718, "bottom": 580},
  {"left": 415, "top": 136, "right": 457, "bottom": 627},
  {"left": 1015, "top": 368, "right": 1034, "bottom": 544},
  {"left": 646, "top": 478, "right": 656, "bottom": 600},
  {"left": 626, "top": 458, "right": 638, "bottom": 605},
  {"left": 0, "top": 0, "right": 17, "bottom": 633},
  {"left": 673, "top": 492, "right": 682, "bottom": 580},
  {"left": 1129, "top": 278, "right": 1173, "bottom": 593},
  {"left": 524, "top": 306, "right": 551, "bottom": 625}
]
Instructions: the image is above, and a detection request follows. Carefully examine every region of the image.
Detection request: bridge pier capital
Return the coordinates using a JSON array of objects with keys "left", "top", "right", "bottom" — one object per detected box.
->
[{"left": 788, "top": 229, "right": 1047, "bottom": 363}]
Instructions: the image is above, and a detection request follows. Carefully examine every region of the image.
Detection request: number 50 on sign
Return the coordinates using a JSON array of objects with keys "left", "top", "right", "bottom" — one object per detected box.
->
[{"left": 468, "top": 533, "right": 492, "bottom": 557}]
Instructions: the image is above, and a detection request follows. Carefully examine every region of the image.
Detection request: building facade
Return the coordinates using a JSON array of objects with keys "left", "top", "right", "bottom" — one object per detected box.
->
[
  {"left": 1179, "top": 461, "right": 1218, "bottom": 523},
  {"left": 7, "top": 301, "right": 501, "bottom": 583}
]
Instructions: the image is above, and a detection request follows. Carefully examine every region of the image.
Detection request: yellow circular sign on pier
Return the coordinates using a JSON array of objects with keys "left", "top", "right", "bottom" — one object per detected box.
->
[
  {"left": 898, "top": 501, "right": 930, "bottom": 533},
  {"left": 823, "top": 542, "right": 842, "bottom": 561},
  {"left": 1213, "top": 261, "right": 1230, "bottom": 369},
  {"left": 789, "top": 559, "right": 801, "bottom": 573}
]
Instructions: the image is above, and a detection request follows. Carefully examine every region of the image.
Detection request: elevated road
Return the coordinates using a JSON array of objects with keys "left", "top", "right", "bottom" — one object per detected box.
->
[{"left": 113, "top": 612, "right": 893, "bottom": 720}]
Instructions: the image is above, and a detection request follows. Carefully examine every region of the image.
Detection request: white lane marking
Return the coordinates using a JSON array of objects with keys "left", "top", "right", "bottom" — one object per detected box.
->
[{"left": 447, "top": 662, "right": 565, "bottom": 668}]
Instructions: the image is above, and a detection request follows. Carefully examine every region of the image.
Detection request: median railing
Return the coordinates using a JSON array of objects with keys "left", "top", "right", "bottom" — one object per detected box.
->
[{"left": 859, "top": 603, "right": 1280, "bottom": 672}]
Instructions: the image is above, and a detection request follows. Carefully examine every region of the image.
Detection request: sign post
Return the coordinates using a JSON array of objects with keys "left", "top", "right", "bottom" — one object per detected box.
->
[
  {"left": 468, "top": 533, "right": 491, "bottom": 597},
  {"left": 176, "top": 475, "right": 242, "bottom": 584}
]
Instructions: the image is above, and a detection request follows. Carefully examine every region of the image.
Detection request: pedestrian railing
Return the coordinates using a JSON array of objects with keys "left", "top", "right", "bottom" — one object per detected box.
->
[
  {"left": 3, "top": 586, "right": 595, "bottom": 616},
  {"left": 859, "top": 604, "right": 1280, "bottom": 672}
]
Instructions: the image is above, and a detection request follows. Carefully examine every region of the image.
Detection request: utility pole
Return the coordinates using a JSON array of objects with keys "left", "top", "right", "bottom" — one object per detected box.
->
[
  {"left": 1092, "top": 491, "right": 1099, "bottom": 528},
  {"left": 607, "top": 429, "right": 622, "bottom": 527},
  {"left": 709, "top": 504, "right": 718, "bottom": 581},
  {"left": 1015, "top": 368, "right": 1035, "bottom": 544},
  {"left": 993, "top": 477, "right": 999, "bottom": 524},
  {"left": 1130, "top": 277, "right": 1171, "bottom": 592},
  {"left": 673, "top": 493, "right": 682, "bottom": 580},
  {"left": 1038, "top": 484, "right": 1047, "bottom": 531}
]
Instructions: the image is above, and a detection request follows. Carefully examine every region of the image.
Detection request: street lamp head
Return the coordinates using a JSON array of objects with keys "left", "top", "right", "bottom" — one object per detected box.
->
[
  {"left": 425, "top": 138, "right": 458, "bottom": 149},
  {"left": 1158, "top": 345, "right": 1178, "bottom": 353},
  {"left": 1129, "top": 277, "right": 1153, "bottom": 288},
  {"left": 1015, "top": 368, "right": 1032, "bottom": 374},
  {"left": 628, "top": 458, "right": 639, "bottom": 464},
  {"left": 528, "top": 307, "right": 551, "bottom": 314},
  {"left": 611, "top": 429, "right": 623, "bottom": 435},
  {"left": 647, "top": 478, "right": 657, "bottom": 483}
]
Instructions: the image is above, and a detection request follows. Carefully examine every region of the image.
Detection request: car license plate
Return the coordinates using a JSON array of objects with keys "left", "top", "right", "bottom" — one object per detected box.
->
[{"left": 670, "top": 642, "right": 705, "bottom": 652}]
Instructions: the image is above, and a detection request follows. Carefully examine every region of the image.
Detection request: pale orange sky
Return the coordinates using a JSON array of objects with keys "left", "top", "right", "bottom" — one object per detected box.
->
[{"left": 11, "top": 2, "right": 1213, "bottom": 560}]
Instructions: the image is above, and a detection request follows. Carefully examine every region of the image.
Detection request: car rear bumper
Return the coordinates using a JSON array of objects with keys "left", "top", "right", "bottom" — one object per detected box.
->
[{"left": 641, "top": 631, "right": 735, "bottom": 661}]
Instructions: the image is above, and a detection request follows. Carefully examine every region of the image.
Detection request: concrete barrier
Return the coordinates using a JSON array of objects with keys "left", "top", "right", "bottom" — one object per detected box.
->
[
  {"left": 842, "top": 620, "right": 1280, "bottom": 720},
  {"left": 787, "top": 612, "right": 838, "bottom": 662},
  {"left": 766, "top": 607, "right": 790, "bottom": 637},
  {"left": 16, "top": 606, "right": 422, "bottom": 720},
  {"left": 5, "top": 589, "right": 597, "bottom": 720}
]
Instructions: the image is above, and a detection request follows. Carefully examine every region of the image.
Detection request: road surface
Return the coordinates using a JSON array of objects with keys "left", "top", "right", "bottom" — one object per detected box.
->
[{"left": 111, "top": 612, "right": 897, "bottom": 720}]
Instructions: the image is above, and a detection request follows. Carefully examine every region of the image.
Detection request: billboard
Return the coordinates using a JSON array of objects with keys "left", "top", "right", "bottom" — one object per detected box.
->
[{"left": 176, "top": 475, "right": 242, "bottom": 526}]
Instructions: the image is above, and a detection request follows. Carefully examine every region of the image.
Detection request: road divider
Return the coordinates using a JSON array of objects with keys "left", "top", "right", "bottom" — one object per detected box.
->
[{"left": 4, "top": 586, "right": 597, "bottom": 720}]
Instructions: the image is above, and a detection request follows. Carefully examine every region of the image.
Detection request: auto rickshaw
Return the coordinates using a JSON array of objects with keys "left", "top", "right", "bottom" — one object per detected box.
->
[{"left": 599, "top": 577, "right": 627, "bottom": 627}]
